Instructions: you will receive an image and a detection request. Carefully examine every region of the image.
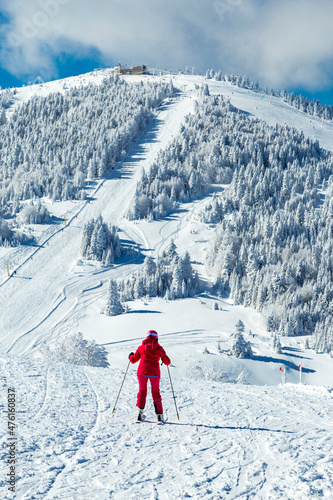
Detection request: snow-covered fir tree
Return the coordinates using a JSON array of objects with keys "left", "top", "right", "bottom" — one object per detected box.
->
[
  {"left": 0, "top": 217, "right": 12, "bottom": 242},
  {"left": 81, "top": 215, "right": 121, "bottom": 265},
  {"left": 104, "top": 280, "right": 124, "bottom": 316},
  {"left": 41, "top": 332, "right": 109, "bottom": 367},
  {"left": 119, "top": 242, "right": 199, "bottom": 303},
  {"left": 0, "top": 88, "right": 14, "bottom": 113},
  {"left": 231, "top": 322, "right": 253, "bottom": 358},
  {"left": 18, "top": 201, "right": 51, "bottom": 224},
  {"left": 235, "top": 319, "right": 246, "bottom": 336},
  {"left": 272, "top": 333, "right": 282, "bottom": 354},
  {"left": 0, "top": 216, "right": 28, "bottom": 246}
]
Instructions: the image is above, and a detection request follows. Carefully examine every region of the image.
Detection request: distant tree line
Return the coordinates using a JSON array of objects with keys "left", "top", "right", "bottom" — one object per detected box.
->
[{"left": 206, "top": 68, "right": 333, "bottom": 121}]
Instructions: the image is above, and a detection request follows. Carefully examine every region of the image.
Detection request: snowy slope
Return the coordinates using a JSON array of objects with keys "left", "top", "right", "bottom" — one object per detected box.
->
[
  {"left": 1, "top": 353, "right": 333, "bottom": 499},
  {"left": 1, "top": 71, "right": 333, "bottom": 499}
]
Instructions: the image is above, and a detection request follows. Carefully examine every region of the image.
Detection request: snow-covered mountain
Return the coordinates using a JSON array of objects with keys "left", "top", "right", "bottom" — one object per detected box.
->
[{"left": 0, "top": 69, "right": 333, "bottom": 499}]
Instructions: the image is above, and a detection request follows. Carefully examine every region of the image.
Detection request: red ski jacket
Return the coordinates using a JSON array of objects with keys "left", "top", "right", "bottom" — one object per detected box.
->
[{"left": 129, "top": 338, "right": 171, "bottom": 377}]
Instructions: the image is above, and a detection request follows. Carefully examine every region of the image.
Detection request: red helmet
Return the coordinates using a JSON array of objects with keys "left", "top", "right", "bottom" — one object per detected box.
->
[{"left": 146, "top": 330, "right": 158, "bottom": 339}]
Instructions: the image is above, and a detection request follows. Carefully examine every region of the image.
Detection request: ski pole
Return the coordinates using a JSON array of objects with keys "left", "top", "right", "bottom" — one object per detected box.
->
[
  {"left": 167, "top": 365, "right": 180, "bottom": 419},
  {"left": 112, "top": 360, "right": 130, "bottom": 414}
]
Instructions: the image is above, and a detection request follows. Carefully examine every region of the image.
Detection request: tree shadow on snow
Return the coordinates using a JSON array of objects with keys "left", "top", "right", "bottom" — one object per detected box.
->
[
  {"left": 280, "top": 349, "right": 312, "bottom": 361},
  {"left": 251, "top": 355, "right": 315, "bottom": 373},
  {"left": 236, "top": 108, "right": 254, "bottom": 117},
  {"left": 22, "top": 241, "right": 44, "bottom": 248},
  {"left": 104, "top": 112, "right": 168, "bottom": 179},
  {"left": 282, "top": 347, "right": 312, "bottom": 361},
  {"left": 126, "top": 309, "right": 162, "bottom": 314}
]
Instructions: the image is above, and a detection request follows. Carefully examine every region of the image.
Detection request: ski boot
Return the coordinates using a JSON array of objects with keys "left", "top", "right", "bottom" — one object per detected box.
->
[{"left": 136, "top": 408, "right": 145, "bottom": 423}]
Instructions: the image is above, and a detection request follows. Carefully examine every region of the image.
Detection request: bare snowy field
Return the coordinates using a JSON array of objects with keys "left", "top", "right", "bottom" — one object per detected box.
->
[{"left": 1, "top": 72, "right": 333, "bottom": 499}]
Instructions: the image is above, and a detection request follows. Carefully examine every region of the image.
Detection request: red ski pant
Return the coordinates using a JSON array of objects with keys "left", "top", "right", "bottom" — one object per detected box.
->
[{"left": 137, "top": 375, "right": 163, "bottom": 414}]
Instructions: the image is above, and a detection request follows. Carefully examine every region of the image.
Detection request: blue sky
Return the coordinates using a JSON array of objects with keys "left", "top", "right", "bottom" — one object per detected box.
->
[
  {"left": 0, "top": 0, "right": 332, "bottom": 105},
  {"left": 0, "top": 48, "right": 110, "bottom": 87},
  {"left": 291, "top": 88, "right": 333, "bottom": 107}
]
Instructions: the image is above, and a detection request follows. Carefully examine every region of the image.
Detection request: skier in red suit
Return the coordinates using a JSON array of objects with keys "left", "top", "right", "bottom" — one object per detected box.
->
[{"left": 129, "top": 330, "right": 171, "bottom": 423}]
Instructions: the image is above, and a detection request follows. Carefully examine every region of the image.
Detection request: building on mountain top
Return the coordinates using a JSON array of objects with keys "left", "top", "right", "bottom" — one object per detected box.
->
[{"left": 114, "top": 64, "right": 148, "bottom": 75}]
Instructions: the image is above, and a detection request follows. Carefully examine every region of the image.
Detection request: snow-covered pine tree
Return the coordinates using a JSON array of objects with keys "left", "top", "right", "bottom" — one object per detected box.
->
[
  {"left": 80, "top": 219, "right": 95, "bottom": 257},
  {"left": 0, "top": 217, "right": 13, "bottom": 243},
  {"left": 120, "top": 245, "right": 198, "bottom": 304},
  {"left": 143, "top": 255, "right": 156, "bottom": 276},
  {"left": 105, "top": 280, "right": 124, "bottom": 316},
  {"left": 235, "top": 319, "right": 246, "bottom": 336},
  {"left": 41, "top": 332, "right": 109, "bottom": 367},
  {"left": 0, "top": 109, "right": 7, "bottom": 126},
  {"left": 231, "top": 321, "right": 253, "bottom": 358},
  {"left": 272, "top": 333, "right": 282, "bottom": 354},
  {"left": 81, "top": 216, "right": 121, "bottom": 264},
  {"left": 18, "top": 201, "right": 51, "bottom": 224}
]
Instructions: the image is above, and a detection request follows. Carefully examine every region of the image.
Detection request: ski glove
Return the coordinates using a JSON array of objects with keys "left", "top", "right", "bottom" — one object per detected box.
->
[{"left": 129, "top": 352, "right": 134, "bottom": 359}]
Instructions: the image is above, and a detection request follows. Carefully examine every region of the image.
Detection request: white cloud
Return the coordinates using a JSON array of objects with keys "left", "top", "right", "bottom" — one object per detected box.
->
[
  {"left": 1, "top": 0, "right": 333, "bottom": 91},
  {"left": 228, "top": 0, "right": 333, "bottom": 90}
]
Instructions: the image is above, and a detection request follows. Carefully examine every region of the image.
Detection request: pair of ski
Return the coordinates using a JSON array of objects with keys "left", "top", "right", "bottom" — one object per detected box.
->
[{"left": 136, "top": 414, "right": 166, "bottom": 425}]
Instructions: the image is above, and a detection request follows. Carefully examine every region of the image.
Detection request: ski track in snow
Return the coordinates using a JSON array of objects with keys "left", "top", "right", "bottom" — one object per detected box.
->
[{"left": 1, "top": 73, "right": 333, "bottom": 499}]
